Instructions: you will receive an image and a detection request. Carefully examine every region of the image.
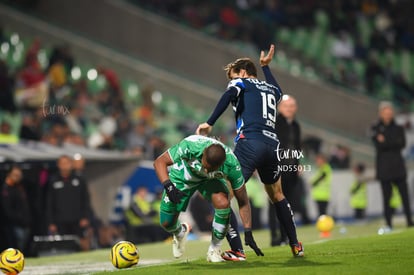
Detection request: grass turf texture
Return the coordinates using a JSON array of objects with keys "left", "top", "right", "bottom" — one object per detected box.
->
[{"left": 24, "top": 218, "right": 414, "bottom": 274}]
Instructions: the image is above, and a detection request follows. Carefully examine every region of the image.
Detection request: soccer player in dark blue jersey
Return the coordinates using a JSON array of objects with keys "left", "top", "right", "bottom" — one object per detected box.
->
[{"left": 196, "top": 44, "right": 304, "bottom": 260}]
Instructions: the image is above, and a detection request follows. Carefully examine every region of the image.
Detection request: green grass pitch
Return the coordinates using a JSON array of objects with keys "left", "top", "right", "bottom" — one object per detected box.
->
[{"left": 23, "top": 218, "right": 414, "bottom": 274}]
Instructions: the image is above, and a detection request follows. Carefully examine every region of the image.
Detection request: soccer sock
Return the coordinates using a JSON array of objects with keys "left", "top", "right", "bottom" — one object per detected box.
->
[
  {"left": 175, "top": 223, "right": 186, "bottom": 239},
  {"left": 225, "top": 209, "right": 244, "bottom": 253},
  {"left": 212, "top": 207, "right": 231, "bottom": 246},
  {"left": 275, "top": 198, "right": 299, "bottom": 246}
]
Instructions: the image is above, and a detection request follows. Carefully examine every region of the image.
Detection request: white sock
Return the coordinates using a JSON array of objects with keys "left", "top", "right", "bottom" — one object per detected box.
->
[
  {"left": 209, "top": 239, "right": 222, "bottom": 251},
  {"left": 176, "top": 224, "right": 186, "bottom": 239}
]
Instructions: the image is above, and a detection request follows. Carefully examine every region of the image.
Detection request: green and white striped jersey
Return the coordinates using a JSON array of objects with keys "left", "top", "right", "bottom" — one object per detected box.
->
[{"left": 167, "top": 135, "right": 245, "bottom": 192}]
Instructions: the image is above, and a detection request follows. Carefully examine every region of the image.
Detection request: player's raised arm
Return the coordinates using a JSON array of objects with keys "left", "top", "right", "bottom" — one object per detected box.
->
[
  {"left": 260, "top": 44, "right": 283, "bottom": 97},
  {"left": 260, "top": 44, "right": 275, "bottom": 67}
]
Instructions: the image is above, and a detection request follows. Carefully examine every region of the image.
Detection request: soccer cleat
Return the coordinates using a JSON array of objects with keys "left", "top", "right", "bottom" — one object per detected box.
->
[
  {"left": 221, "top": 250, "right": 246, "bottom": 261},
  {"left": 207, "top": 247, "right": 225, "bottom": 262},
  {"left": 172, "top": 223, "right": 191, "bottom": 258},
  {"left": 291, "top": 242, "right": 304, "bottom": 257}
]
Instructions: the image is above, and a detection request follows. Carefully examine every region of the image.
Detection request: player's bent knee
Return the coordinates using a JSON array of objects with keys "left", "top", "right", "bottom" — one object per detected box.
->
[
  {"left": 159, "top": 210, "right": 179, "bottom": 232},
  {"left": 211, "top": 192, "right": 230, "bottom": 209}
]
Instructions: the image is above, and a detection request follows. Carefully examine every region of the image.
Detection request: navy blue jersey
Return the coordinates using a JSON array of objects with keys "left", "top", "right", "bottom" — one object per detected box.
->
[
  {"left": 206, "top": 66, "right": 284, "bottom": 183},
  {"left": 227, "top": 77, "right": 282, "bottom": 143}
]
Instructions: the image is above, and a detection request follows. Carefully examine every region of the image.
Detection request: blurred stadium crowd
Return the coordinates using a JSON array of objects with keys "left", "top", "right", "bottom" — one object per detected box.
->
[
  {"left": 134, "top": 0, "right": 414, "bottom": 109},
  {"left": 1, "top": 0, "right": 414, "bottom": 158},
  {"left": 0, "top": 26, "right": 202, "bottom": 158}
]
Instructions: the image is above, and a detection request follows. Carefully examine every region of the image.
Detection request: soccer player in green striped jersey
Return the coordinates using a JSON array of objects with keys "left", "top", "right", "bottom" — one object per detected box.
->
[{"left": 154, "top": 135, "right": 261, "bottom": 262}]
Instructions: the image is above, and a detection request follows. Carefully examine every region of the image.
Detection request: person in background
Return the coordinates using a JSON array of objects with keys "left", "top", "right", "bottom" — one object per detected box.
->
[
  {"left": 0, "top": 60, "right": 17, "bottom": 113},
  {"left": 46, "top": 155, "right": 92, "bottom": 251},
  {"left": 124, "top": 186, "right": 169, "bottom": 244},
  {"left": 310, "top": 154, "right": 332, "bottom": 217},
  {"left": 0, "top": 165, "right": 31, "bottom": 253},
  {"left": 329, "top": 144, "right": 351, "bottom": 169},
  {"left": 370, "top": 101, "right": 413, "bottom": 230},
  {"left": 272, "top": 94, "right": 311, "bottom": 246},
  {"left": 349, "top": 163, "right": 368, "bottom": 220},
  {"left": 71, "top": 153, "right": 101, "bottom": 249},
  {"left": 19, "top": 112, "right": 41, "bottom": 141},
  {"left": 0, "top": 121, "right": 19, "bottom": 144}
]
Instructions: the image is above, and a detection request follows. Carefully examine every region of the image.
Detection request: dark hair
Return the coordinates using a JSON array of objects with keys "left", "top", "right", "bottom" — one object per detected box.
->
[
  {"left": 204, "top": 144, "right": 226, "bottom": 168},
  {"left": 224, "top": 58, "right": 257, "bottom": 80}
]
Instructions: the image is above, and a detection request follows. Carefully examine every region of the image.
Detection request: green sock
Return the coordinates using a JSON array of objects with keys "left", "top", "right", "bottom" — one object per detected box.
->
[{"left": 212, "top": 207, "right": 231, "bottom": 245}]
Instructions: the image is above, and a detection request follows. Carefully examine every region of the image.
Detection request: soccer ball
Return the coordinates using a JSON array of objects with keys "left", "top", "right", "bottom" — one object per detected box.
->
[
  {"left": 110, "top": 241, "right": 139, "bottom": 269},
  {"left": 316, "top": 215, "right": 335, "bottom": 233},
  {"left": 0, "top": 248, "right": 25, "bottom": 275}
]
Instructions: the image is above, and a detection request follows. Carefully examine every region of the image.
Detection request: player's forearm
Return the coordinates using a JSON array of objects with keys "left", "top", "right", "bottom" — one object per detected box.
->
[
  {"left": 207, "top": 88, "right": 235, "bottom": 125},
  {"left": 153, "top": 152, "right": 172, "bottom": 183},
  {"left": 239, "top": 203, "right": 252, "bottom": 229},
  {"left": 262, "top": 65, "right": 282, "bottom": 94},
  {"left": 235, "top": 187, "right": 252, "bottom": 229}
]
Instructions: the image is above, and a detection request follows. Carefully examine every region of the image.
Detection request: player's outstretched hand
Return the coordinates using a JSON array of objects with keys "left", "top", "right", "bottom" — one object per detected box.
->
[
  {"left": 196, "top": 122, "right": 212, "bottom": 136},
  {"left": 163, "top": 179, "right": 184, "bottom": 204},
  {"left": 245, "top": 230, "right": 264, "bottom": 256},
  {"left": 260, "top": 44, "right": 275, "bottom": 67}
]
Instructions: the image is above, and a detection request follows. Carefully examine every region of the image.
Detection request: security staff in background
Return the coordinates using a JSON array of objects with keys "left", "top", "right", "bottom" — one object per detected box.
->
[
  {"left": 310, "top": 154, "right": 332, "bottom": 217},
  {"left": 349, "top": 163, "right": 368, "bottom": 220}
]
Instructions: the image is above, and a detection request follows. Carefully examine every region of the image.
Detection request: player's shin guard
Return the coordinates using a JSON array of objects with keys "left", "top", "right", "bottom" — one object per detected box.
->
[
  {"left": 275, "top": 198, "right": 298, "bottom": 246},
  {"left": 225, "top": 209, "right": 244, "bottom": 253},
  {"left": 212, "top": 207, "right": 231, "bottom": 245}
]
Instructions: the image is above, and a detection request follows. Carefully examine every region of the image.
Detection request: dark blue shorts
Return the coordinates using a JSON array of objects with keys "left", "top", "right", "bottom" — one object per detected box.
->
[{"left": 234, "top": 138, "right": 281, "bottom": 184}]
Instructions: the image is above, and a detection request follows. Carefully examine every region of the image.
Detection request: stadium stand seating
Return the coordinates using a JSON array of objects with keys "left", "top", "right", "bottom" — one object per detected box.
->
[
  {"left": 0, "top": 27, "right": 220, "bottom": 153},
  {"left": 131, "top": 0, "right": 414, "bottom": 111}
]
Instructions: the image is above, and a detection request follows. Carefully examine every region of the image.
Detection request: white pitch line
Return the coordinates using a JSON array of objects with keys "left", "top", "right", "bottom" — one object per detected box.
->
[{"left": 21, "top": 259, "right": 169, "bottom": 275}]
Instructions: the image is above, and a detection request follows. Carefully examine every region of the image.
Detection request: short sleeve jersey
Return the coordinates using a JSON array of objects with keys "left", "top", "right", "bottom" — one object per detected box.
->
[{"left": 167, "top": 135, "right": 244, "bottom": 191}]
